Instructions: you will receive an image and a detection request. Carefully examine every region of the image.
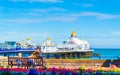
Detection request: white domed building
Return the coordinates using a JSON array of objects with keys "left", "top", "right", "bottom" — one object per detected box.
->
[
  {"left": 41, "top": 32, "right": 93, "bottom": 58},
  {"left": 57, "top": 31, "right": 90, "bottom": 51},
  {"left": 55, "top": 32, "right": 93, "bottom": 58}
]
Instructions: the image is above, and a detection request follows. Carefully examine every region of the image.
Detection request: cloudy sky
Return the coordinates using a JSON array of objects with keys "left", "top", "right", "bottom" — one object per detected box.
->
[{"left": 0, "top": 0, "right": 120, "bottom": 48}]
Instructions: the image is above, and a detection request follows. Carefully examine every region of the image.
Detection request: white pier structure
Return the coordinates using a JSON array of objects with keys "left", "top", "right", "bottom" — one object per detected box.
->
[{"left": 41, "top": 32, "right": 93, "bottom": 58}]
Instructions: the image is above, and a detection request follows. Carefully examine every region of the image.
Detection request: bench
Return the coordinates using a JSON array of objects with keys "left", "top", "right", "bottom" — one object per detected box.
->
[{"left": 8, "top": 57, "right": 43, "bottom": 68}]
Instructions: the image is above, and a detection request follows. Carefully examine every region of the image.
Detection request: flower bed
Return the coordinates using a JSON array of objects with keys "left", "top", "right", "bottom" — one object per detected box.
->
[{"left": 0, "top": 66, "right": 120, "bottom": 75}]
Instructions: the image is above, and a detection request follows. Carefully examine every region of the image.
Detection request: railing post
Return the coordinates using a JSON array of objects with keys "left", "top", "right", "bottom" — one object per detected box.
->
[
  {"left": 8, "top": 56, "right": 9, "bottom": 66},
  {"left": 42, "top": 57, "right": 43, "bottom": 66}
]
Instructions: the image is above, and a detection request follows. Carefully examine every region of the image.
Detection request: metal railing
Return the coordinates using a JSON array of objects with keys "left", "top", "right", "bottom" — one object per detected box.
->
[
  {"left": 91, "top": 56, "right": 120, "bottom": 60},
  {"left": 0, "top": 48, "right": 35, "bottom": 53}
]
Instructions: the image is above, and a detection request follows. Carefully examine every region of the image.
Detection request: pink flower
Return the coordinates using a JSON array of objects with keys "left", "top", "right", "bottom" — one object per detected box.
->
[{"left": 110, "top": 65, "right": 117, "bottom": 68}]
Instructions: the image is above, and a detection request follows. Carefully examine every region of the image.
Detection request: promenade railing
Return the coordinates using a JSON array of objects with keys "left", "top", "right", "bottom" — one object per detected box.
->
[
  {"left": 92, "top": 56, "right": 120, "bottom": 60},
  {"left": 0, "top": 48, "right": 35, "bottom": 53}
]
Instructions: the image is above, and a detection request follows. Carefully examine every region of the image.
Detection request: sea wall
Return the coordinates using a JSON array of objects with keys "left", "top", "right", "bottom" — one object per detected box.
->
[{"left": 44, "top": 59, "right": 120, "bottom": 68}]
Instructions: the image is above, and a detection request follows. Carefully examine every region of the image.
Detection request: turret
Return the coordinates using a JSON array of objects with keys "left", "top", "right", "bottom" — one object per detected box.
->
[
  {"left": 27, "top": 38, "right": 36, "bottom": 48},
  {"left": 71, "top": 31, "right": 77, "bottom": 37},
  {"left": 41, "top": 38, "right": 57, "bottom": 52},
  {"left": 27, "top": 38, "right": 31, "bottom": 41},
  {"left": 27, "top": 37, "right": 32, "bottom": 46},
  {"left": 42, "top": 38, "right": 54, "bottom": 47},
  {"left": 20, "top": 40, "right": 27, "bottom": 48},
  {"left": 67, "top": 31, "right": 83, "bottom": 45},
  {"left": 47, "top": 38, "right": 51, "bottom": 41}
]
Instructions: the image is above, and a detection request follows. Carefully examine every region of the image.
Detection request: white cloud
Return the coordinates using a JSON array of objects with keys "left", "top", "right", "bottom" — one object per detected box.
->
[
  {"left": 0, "top": 16, "right": 77, "bottom": 24},
  {"left": 0, "top": 11, "right": 120, "bottom": 24},
  {"left": 9, "top": 0, "right": 63, "bottom": 3},
  {"left": 82, "top": 4, "right": 93, "bottom": 7},
  {"left": 34, "top": 7, "right": 66, "bottom": 13},
  {"left": 71, "top": 12, "right": 120, "bottom": 20},
  {"left": 0, "top": 32, "right": 51, "bottom": 42},
  {"left": 1, "top": 7, "right": 66, "bottom": 16},
  {"left": 112, "top": 31, "right": 120, "bottom": 35},
  {"left": 74, "top": 3, "right": 93, "bottom": 7},
  {"left": 6, "top": 32, "right": 50, "bottom": 37}
]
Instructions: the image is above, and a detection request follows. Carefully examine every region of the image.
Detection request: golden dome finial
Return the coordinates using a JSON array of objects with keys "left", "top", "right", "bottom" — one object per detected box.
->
[
  {"left": 71, "top": 31, "right": 77, "bottom": 37},
  {"left": 27, "top": 37, "right": 31, "bottom": 40},
  {"left": 47, "top": 38, "right": 51, "bottom": 41}
]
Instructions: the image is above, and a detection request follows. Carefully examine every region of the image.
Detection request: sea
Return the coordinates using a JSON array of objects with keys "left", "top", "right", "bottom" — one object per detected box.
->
[
  {"left": 0, "top": 48, "right": 120, "bottom": 60},
  {"left": 92, "top": 48, "right": 120, "bottom": 60}
]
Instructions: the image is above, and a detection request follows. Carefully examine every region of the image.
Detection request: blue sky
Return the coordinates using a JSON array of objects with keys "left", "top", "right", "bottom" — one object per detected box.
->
[{"left": 0, "top": 0, "right": 120, "bottom": 48}]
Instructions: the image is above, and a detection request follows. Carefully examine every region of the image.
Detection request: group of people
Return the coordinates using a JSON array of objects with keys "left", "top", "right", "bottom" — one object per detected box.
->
[{"left": 16, "top": 58, "right": 35, "bottom": 68}]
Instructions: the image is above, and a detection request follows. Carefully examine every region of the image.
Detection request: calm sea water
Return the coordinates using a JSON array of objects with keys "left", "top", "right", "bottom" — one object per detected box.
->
[
  {"left": 92, "top": 48, "right": 120, "bottom": 60},
  {"left": 0, "top": 48, "right": 120, "bottom": 60}
]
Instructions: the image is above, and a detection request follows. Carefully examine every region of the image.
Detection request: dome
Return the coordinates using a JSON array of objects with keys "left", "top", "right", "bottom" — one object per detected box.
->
[
  {"left": 41, "top": 38, "right": 55, "bottom": 47},
  {"left": 47, "top": 38, "right": 51, "bottom": 41},
  {"left": 27, "top": 38, "right": 31, "bottom": 40},
  {"left": 71, "top": 31, "right": 77, "bottom": 37}
]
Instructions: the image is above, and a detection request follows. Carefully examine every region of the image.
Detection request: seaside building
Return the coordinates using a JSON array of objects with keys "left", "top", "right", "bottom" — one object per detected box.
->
[
  {"left": 0, "top": 32, "right": 93, "bottom": 58},
  {"left": 57, "top": 31, "right": 90, "bottom": 50},
  {"left": 41, "top": 31, "right": 93, "bottom": 58}
]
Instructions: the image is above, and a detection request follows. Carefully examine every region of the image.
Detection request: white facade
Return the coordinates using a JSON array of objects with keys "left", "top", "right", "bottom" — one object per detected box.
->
[
  {"left": 41, "top": 32, "right": 91, "bottom": 53},
  {"left": 57, "top": 37, "right": 90, "bottom": 50},
  {"left": 41, "top": 39, "right": 58, "bottom": 52}
]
